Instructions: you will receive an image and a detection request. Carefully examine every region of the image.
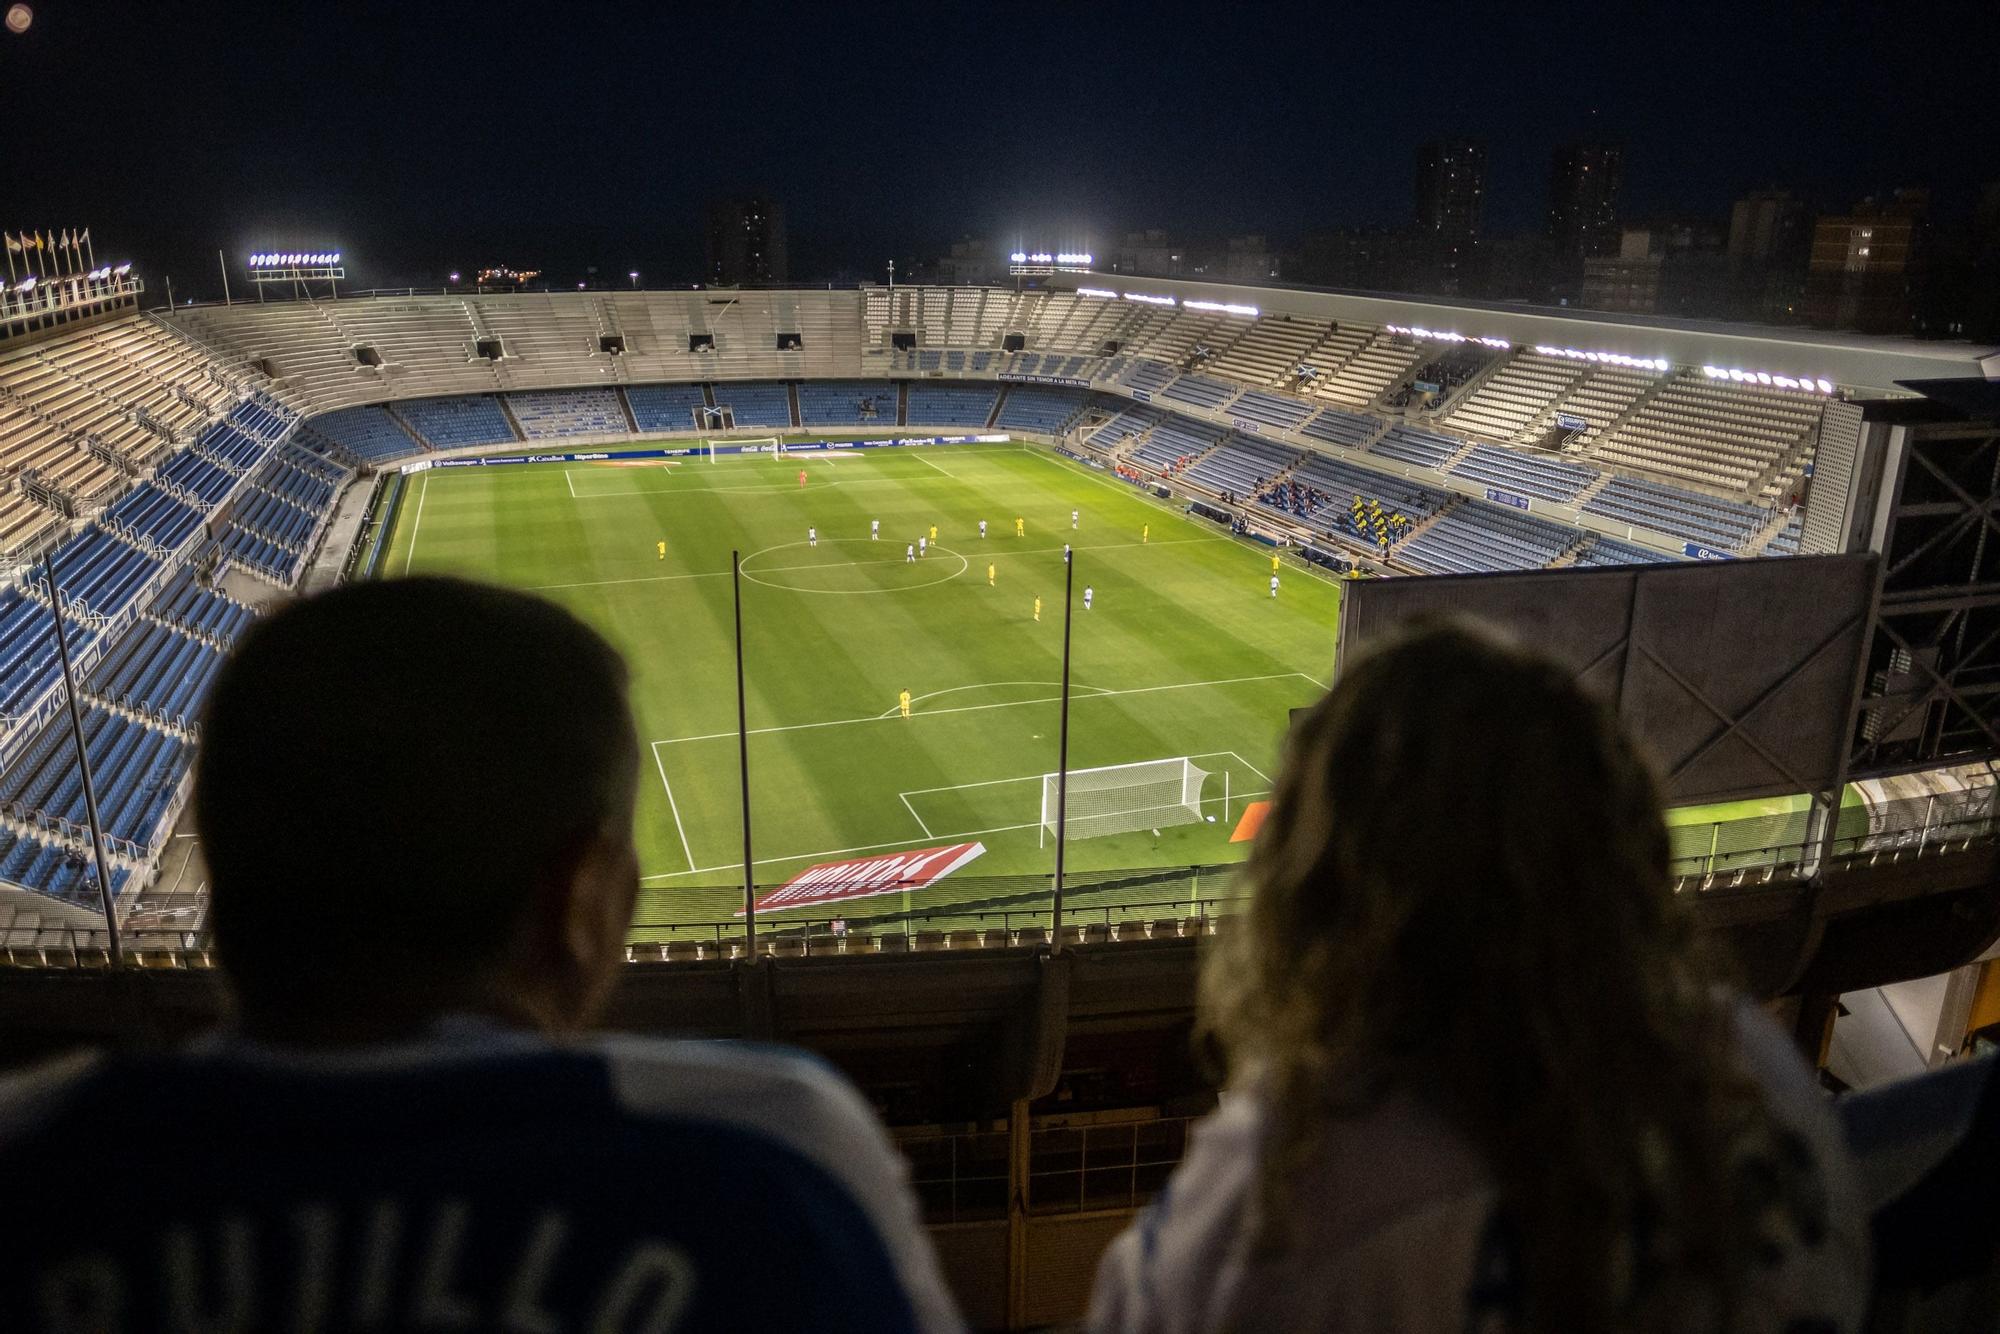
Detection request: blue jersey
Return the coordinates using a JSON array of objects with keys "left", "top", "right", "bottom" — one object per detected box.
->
[{"left": 0, "top": 1018, "right": 962, "bottom": 1332}]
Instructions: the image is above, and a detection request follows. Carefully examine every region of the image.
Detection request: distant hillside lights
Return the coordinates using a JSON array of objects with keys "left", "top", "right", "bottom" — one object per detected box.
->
[{"left": 1703, "top": 365, "right": 1836, "bottom": 394}]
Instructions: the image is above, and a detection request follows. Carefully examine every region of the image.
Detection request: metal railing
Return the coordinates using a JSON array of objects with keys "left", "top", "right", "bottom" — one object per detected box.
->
[{"left": 3, "top": 785, "right": 1997, "bottom": 970}]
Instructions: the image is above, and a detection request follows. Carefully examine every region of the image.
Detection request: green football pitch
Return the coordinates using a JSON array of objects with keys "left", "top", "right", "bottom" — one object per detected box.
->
[{"left": 377, "top": 438, "right": 1343, "bottom": 929}]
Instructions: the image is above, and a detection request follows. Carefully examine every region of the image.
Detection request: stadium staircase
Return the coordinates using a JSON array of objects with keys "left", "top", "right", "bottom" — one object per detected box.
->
[
  {"left": 1433, "top": 437, "right": 1481, "bottom": 473},
  {"left": 1740, "top": 504, "right": 1796, "bottom": 556},
  {"left": 615, "top": 386, "right": 641, "bottom": 435},
  {"left": 495, "top": 394, "right": 528, "bottom": 443},
  {"left": 1388, "top": 495, "right": 1463, "bottom": 552},
  {"left": 383, "top": 402, "right": 433, "bottom": 451},
  {"left": 1569, "top": 470, "right": 1617, "bottom": 509},
  {"left": 785, "top": 384, "right": 802, "bottom": 430},
  {"left": 1574, "top": 374, "right": 1677, "bottom": 462},
  {"left": 1420, "top": 352, "right": 1513, "bottom": 420},
  {"left": 984, "top": 387, "right": 1008, "bottom": 430},
  {"left": 1542, "top": 532, "right": 1593, "bottom": 568},
  {"left": 895, "top": 382, "right": 909, "bottom": 427}
]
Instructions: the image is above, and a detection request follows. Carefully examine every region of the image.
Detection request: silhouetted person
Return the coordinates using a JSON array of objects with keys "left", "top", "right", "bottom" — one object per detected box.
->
[
  {"left": 1091, "top": 618, "right": 1867, "bottom": 1333},
  {"left": 0, "top": 577, "right": 960, "bottom": 1333}
]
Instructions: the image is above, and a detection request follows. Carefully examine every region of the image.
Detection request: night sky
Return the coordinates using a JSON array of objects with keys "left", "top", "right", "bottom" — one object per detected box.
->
[{"left": 5, "top": 0, "right": 1993, "bottom": 296}]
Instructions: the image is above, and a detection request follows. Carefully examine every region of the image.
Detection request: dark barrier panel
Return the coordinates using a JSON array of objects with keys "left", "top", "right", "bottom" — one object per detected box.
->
[{"left": 1336, "top": 553, "right": 1878, "bottom": 804}]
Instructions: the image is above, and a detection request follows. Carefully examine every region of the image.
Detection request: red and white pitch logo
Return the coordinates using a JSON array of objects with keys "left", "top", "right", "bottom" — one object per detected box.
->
[{"left": 745, "top": 842, "right": 987, "bottom": 914}]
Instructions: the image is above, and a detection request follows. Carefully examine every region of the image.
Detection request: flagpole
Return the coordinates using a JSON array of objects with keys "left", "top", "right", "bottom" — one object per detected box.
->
[
  {"left": 3, "top": 234, "right": 15, "bottom": 287},
  {"left": 83, "top": 229, "right": 94, "bottom": 273},
  {"left": 218, "top": 251, "right": 231, "bottom": 306}
]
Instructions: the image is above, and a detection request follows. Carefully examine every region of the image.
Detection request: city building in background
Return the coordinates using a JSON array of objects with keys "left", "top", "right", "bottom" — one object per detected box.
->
[
  {"left": 1727, "top": 189, "right": 1813, "bottom": 323},
  {"left": 705, "top": 195, "right": 788, "bottom": 286},
  {"left": 1582, "top": 217, "right": 1727, "bottom": 316},
  {"left": 1807, "top": 190, "right": 1929, "bottom": 335},
  {"left": 1547, "top": 142, "right": 1625, "bottom": 301},
  {"left": 1413, "top": 139, "right": 1486, "bottom": 296}
]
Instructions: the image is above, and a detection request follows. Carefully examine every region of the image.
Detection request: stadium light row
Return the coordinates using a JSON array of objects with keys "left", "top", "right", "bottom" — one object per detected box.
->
[
  {"left": 248, "top": 252, "right": 341, "bottom": 268},
  {"left": 0, "top": 262, "right": 131, "bottom": 295},
  {"left": 1072, "top": 287, "right": 1261, "bottom": 318},
  {"left": 1703, "top": 365, "right": 1836, "bottom": 394}
]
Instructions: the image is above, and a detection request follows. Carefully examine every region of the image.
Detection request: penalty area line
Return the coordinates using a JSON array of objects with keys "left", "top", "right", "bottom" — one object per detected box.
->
[
  {"left": 652, "top": 744, "right": 698, "bottom": 874},
  {"left": 639, "top": 790, "right": 1276, "bottom": 882}
]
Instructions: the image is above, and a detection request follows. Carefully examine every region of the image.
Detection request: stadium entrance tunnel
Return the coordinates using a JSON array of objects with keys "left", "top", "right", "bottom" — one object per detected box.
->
[{"left": 738, "top": 539, "right": 967, "bottom": 594}]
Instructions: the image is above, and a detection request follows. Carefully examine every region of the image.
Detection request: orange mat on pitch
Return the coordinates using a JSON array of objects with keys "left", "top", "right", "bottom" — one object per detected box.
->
[{"left": 1230, "top": 801, "right": 1272, "bottom": 843}]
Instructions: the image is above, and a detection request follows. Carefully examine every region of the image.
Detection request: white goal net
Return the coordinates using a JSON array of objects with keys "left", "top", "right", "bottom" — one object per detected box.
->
[
  {"left": 1039, "top": 757, "right": 1211, "bottom": 846},
  {"left": 707, "top": 436, "right": 782, "bottom": 462}
]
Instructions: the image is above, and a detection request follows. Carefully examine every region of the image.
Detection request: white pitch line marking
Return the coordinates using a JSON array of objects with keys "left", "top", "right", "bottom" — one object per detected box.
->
[
  {"left": 898, "top": 750, "right": 1246, "bottom": 799},
  {"left": 639, "top": 791, "right": 1276, "bottom": 881},
  {"left": 565, "top": 468, "right": 577, "bottom": 499},
  {"left": 402, "top": 471, "right": 429, "bottom": 575},
  {"left": 874, "top": 679, "right": 1110, "bottom": 718},
  {"left": 898, "top": 792, "right": 935, "bottom": 838},
  {"left": 1225, "top": 749, "right": 1276, "bottom": 784},
  {"left": 912, "top": 451, "right": 955, "bottom": 479},
  {"left": 652, "top": 744, "right": 697, "bottom": 874},
  {"left": 652, "top": 671, "right": 1321, "bottom": 747}
]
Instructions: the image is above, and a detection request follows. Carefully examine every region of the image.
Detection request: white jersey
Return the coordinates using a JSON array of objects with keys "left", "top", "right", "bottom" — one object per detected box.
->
[
  {"left": 808, "top": 528, "right": 817, "bottom": 544},
  {"left": 1064, "top": 545, "right": 1071, "bottom": 562},
  {"left": 1084, "top": 587, "right": 1094, "bottom": 608},
  {"left": 979, "top": 521, "right": 988, "bottom": 537},
  {"left": 1072, "top": 510, "right": 1079, "bottom": 528},
  {"left": 1270, "top": 575, "right": 1280, "bottom": 595},
  {"left": 918, "top": 537, "right": 927, "bottom": 554},
  {"left": 906, "top": 545, "right": 915, "bottom": 561},
  {"left": 872, "top": 520, "right": 880, "bottom": 537}
]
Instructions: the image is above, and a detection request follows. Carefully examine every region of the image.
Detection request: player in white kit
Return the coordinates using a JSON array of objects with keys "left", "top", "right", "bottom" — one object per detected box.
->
[
  {"left": 1083, "top": 585, "right": 1094, "bottom": 611},
  {"left": 808, "top": 527, "right": 817, "bottom": 547},
  {"left": 871, "top": 519, "right": 879, "bottom": 540}
]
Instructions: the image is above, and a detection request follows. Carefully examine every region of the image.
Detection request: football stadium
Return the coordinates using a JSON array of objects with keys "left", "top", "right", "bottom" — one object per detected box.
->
[
  {"left": 1, "top": 263, "right": 1997, "bottom": 1320},
  {"left": 3, "top": 2, "right": 1999, "bottom": 1321}
]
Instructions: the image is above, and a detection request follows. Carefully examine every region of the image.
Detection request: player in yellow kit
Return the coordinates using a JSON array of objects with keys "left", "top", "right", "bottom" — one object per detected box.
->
[
  {"left": 656, "top": 540, "right": 666, "bottom": 560},
  {"left": 1015, "top": 517, "right": 1025, "bottom": 537},
  {"left": 929, "top": 524, "right": 938, "bottom": 542},
  {"left": 1272, "top": 553, "right": 1281, "bottom": 574},
  {"left": 1142, "top": 523, "right": 1149, "bottom": 544},
  {"left": 1033, "top": 596, "right": 1042, "bottom": 622},
  {"left": 899, "top": 689, "right": 912, "bottom": 718},
  {"left": 987, "top": 563, "right": 996, "bottom": 586}
]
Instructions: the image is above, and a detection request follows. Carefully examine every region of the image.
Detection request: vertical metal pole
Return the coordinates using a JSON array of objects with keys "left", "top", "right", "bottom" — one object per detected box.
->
[
  {"left": 42, "top": 553, "right": 121, "bottom": 965},
  {"left": 1004, "top": 1095, "right": 1033, "bottom": 1327},
  {"left": 218, "top": 250, "right": 231, "bottom": 306},
  {"left": 1052, "top": 555, "right": 1075, "bottom": 947},
  {"left": 734, "top": 551, "right": 756, "bottom": 956}
]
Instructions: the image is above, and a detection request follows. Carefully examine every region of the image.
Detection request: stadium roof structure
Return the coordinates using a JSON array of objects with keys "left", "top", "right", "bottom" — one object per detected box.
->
[{"left": 1044, "top": 273, "right": 2000, "bottom": 396}]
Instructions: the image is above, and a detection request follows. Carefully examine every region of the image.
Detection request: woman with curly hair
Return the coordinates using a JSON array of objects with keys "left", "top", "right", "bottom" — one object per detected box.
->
[{"left": 1091, "top": 618, "right": 1867, "bottom": 1333}]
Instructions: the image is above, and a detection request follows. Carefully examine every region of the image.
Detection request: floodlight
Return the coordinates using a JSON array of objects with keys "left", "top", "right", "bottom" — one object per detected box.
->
[
  {"left": 1077, "top": 287, "right": 1118, "bottom": 299},
  {"left": 1124, "top": 292, "right": 1175, "bottom": 306},
  {"left": 1816, "top": 379, "right": 1833, "bottom": 393},
  {"left": 114, "top": 263, "right": 130, "bottom": 275},
  {"left": 1010, "top": 252, "right": 1027, "bottom": 263}
]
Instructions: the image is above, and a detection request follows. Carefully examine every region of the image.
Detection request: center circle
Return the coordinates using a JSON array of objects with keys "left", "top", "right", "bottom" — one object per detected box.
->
[{"left": 739, "top": 538, "right": 969, "bottom": 594}]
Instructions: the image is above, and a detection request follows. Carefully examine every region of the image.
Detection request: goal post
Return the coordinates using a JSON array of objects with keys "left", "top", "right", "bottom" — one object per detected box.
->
[
  {"left": 705, "top": 436, "right": 782, "bottom": 463},
  {"left": 1039, "top": 757, "right": 1211, "bottom": 847}
]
